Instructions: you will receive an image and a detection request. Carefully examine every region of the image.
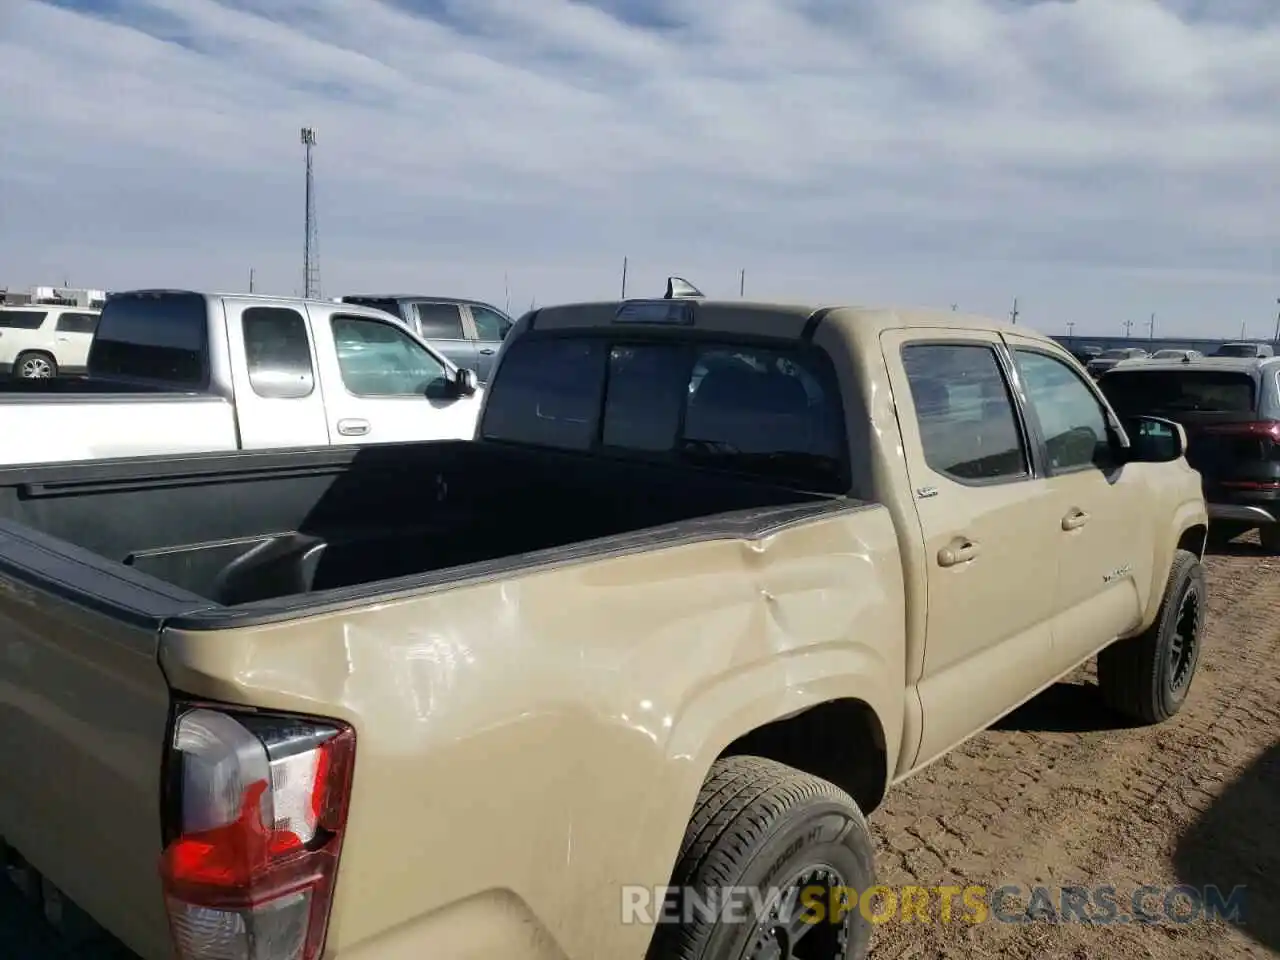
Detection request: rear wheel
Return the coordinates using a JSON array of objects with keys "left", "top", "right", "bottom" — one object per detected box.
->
[
  {"left": 1258, "top": 524, "right": 1280, "bottom": 554},
  {"left": 14, "top": 351, "right": 57, "bottom": 379},
  {"left": 646, "top": 756, "right": 875, "bottom": 960},
  {"left": 1098, "top": 548, "right": 1206, "bottom": 723}
]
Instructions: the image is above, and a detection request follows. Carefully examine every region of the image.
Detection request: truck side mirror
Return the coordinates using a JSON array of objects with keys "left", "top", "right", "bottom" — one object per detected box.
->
[
  {"left": 452, "top": 368, "right": 477, "bottom": 396},
  {"left": 1122, "top": 416, "right": 1186, "bottom": 463}
]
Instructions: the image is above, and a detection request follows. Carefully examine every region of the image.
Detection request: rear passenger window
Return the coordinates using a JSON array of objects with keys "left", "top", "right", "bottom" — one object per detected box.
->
[
  {"left": 0, "top": 310, "right": 47, "bottom": 330},
  {"left": 242, "top": 307, "right": 315, "bottom": 399},
  {"left": 414, "top": 303, "right": 465, "bottom": 339},
  {"left": 902, "top": 343, "right": 1028, "bottom": 482},
  {"left": 55, "top": 312, "right": 99, "bottom": 334},
  {"left": 1015, "top": 350, "right": 1113, "bottom": 472}
]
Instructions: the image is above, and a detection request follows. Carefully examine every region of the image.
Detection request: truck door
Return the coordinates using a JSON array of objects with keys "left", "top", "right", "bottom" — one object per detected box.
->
[
  {"left": 222, "top": 300, "right": 331, "bottom": 449},
  {"left": 463, "top": 303, "right": 514, "bottom": 382},
  {"left": 881, "top": 328, "right": 1060, "bottom": 769},
  {"left": 314, "top": 308, "right": 480, "bottom": 445},
  {"left": 1002, "top": 334, "right": 1148, "bottom": 672}
]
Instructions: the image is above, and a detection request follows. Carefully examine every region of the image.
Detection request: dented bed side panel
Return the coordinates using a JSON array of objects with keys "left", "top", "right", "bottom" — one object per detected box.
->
[{"left": 159, "top": 501, "right": 906, "bottom": 960}]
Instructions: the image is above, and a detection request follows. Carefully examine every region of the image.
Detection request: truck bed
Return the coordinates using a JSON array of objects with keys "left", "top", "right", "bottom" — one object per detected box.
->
[{"left": 0, "top": 441, "right": 838, "bottom": 622}]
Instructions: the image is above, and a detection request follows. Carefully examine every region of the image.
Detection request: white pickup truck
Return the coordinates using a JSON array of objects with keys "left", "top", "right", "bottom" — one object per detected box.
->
[{"left": 0, "top": 290, "right": 484, "bottom": 465}]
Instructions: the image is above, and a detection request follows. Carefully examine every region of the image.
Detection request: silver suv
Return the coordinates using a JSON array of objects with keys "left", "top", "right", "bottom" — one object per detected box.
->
[{"left": 336, "top": 295, "right": 513, "bottom": 382}]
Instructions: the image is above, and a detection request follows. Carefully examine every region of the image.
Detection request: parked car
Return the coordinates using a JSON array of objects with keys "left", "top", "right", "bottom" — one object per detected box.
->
[
  {"left": 1099, "top": 354, "right": 1280, "bottom": 551},
  {"left": 1149, "top": 348, "right": 1204, "bottom": 361},
  {"left": 1086, "top": 346, "right": 1149, "bottom": 377},
  {"left": 1069, "top": 344, "right": 1103, "bottom": 366},
  {"left": 0, "top": 283, "right": 1207, "bottom": 960},
  {"left": 336, "top": 294, "right": 514, "bottom": 382},
  {"left": 0, "top": 291, "right": 482, "bottom": 465},
  {"left": 0, "top": 303, "right": 99, "bottom": 379},
  {"left": 1212, "top": 341, "right": 1274, "bottom": 359}
]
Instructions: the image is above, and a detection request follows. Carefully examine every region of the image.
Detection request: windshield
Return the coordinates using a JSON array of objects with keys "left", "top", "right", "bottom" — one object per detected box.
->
[
  {"left": 1099, "top": 369, "right": 1256, "bottom": 415},
  {"left": 480, "top": 335, "right": 848, "bottom": 491},
  {"left": 1152, "top": 350, "right": 1188, "bottom": 359},
  {"left": 1214, "top": 343, "right": 1257, "bottom": 357},
  {"left": 1100, "top": 349, "right": 1131, "bottom": 359}
]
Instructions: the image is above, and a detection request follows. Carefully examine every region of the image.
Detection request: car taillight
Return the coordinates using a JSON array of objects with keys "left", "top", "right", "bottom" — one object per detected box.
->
[
  {"left": 1201, "top": 421, "right": 1280, "bottom": 460},
  {"left": 159, "top": 703, "right": 355, "bottom": 960}
]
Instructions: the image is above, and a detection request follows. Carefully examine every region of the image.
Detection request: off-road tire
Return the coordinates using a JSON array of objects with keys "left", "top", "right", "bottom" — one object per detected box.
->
[
  {"left": 1258, "top": 524, "right": 1280, "bottom": 554},
  {"left": 1097, "top": 548, "right": 1206, "bottom": 724},
  {"left": 14, "top": 351, "right": 57, "bottom": 380},
  {"left": 645, "top": 756, "right": 876, "bottom": 960}
]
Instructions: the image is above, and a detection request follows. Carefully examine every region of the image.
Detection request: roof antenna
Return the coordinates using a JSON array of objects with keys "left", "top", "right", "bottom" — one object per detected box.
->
[{"left": 664, "top": 277, "right": 704, "bottom": 299}]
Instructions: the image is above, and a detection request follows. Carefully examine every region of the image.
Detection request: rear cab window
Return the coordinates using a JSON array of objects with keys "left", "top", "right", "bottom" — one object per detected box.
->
[
  {"left": 88, "top": 292, "right": 210, "bottom": 387},
  {"left": 480, "top": 334, "right": 847, "bottom": 492}
]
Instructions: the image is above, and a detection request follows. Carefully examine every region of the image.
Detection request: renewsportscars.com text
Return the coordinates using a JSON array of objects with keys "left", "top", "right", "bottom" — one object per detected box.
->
[{"left": 621, "top": 883, "right": 1247, "bottom": 927}]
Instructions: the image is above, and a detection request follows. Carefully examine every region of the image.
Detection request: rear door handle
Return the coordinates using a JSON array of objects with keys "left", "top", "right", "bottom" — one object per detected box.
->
[
  {"left": 937, "top": 538, "right": 980, "bottom": 567},
  {"left": 337, "top": 418, "right": 370, "bottom": 437},
  {"left": 1062, "top": 509, "right": 1091, "bottom": 531},
  {"left": 479, "top": 348, "right": 495, "bottom": 355}
]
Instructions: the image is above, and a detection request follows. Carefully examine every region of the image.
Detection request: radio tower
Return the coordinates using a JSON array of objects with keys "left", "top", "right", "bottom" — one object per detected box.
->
[{"left": 301, "top": 127, "right": 320, "bottom": 299}]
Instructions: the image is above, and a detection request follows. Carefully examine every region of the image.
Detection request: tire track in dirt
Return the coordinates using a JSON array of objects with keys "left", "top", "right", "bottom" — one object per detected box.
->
[{"left": 868, "top": 543, "right": 1280, "bottom": 960}]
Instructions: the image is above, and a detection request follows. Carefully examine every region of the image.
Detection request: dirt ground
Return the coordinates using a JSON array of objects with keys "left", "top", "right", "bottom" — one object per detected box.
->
[
  {"left": 868, "top": 535, "right": 1280, "bottom": 960},
  {"left": 3, "top": 540, "right": 1277, "bottom": 959}
]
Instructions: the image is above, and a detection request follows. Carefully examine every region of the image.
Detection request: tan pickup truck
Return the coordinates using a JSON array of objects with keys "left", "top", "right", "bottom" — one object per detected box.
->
[{"left": 0, "top": 287, "right": 1208, "bottom": 960}]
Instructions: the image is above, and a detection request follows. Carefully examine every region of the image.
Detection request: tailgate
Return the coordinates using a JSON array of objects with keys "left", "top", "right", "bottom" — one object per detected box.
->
[{"left": 0, "top": 526, "right": 206, "bottom": 960}]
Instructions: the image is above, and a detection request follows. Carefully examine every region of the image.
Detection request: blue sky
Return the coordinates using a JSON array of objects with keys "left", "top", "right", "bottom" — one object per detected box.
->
[{"left": 2, "top": 0, "right": 1278, "bottom": 337}]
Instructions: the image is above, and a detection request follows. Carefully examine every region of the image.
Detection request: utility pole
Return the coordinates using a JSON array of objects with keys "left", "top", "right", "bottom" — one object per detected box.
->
[
  {"left": 1240, "top": 320, "right": 1247, "bottom": 340},
  {"left": 301, "top": 127, "right": 320, "bottom": 299},
  {"left": 1146, "top": 312, "right": 1155, "bottom": 340},
  {"left": 1123, "top": 318, "right": 1134, "bottom": 338},
  {"left": 1067, "top": 321, "right": 1075, "bottom": 337},
  {"left": 1273, "top": 298, "right": 1279, "bottom": 344},
  {"left": 504, "top": 272, "right": 510, "bottom": 314},
  {"left": 620, "top": 256, "right": 628, "bottom": 298},
  {"left": 1010, "top": 297, "right": 1019, "bottom": 325},
  {"left": 950, "top": 303, "right": 958, "bottom": 312},
  {"left": 249, "top": 267, "right": 255, "bottom": 293},
  {"left": 739, "top": 268, "right": 745, "bottom": 297}
]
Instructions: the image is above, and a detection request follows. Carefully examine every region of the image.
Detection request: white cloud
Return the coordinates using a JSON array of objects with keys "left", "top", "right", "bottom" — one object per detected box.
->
[{"left": 1, "top": 0, "right": 1278, "bottom": 337}]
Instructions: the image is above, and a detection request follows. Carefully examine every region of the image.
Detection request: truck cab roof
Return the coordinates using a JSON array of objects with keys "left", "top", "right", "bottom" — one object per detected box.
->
[{"left": 527, "top": 298, "right": 1033, "bottom": 342}]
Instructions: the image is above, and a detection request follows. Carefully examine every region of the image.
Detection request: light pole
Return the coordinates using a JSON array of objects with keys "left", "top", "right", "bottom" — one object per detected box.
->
[{"left": 1066, "top": 321, "right": 1075, "bottom": 337}]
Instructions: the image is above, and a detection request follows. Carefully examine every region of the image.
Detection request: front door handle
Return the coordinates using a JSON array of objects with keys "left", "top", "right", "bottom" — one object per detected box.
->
[
  {"left": 1062, "top": 509, "right": 1091, "bottom": 531},
  {"left": 479, "top": 348, "right": 495, "bottom": 355},
  {"left": 937, "top": 537, "right": 980, "bottom": 567},
  {"left": 337, "top": 418, "right": 370, "bottom": 437}
]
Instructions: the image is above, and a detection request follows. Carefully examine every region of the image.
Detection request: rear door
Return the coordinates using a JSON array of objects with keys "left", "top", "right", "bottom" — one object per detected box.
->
[
  {"left": 882, "top": 329, "right": 1060, "bottom": 767},
  {"left": 463, "top": 303, "right": 514, "bottom": 381},
  {"left": 0, "top": 309, "right": 50, "bottom": 373},
  {"left": 313, "top": 308, "right": 480, "bottom": 444},
  {"left": 51, "top": 310, "right": 100, "bottom": 374},
  {"left": 410, "top": 301, "right": 478, "bottom": 373},
  {"left": 1005, "top": 335, "right": 1147, "bottom": 671},
  {"left": 221, "top": 300, "right": 331, "bottom": 449}
]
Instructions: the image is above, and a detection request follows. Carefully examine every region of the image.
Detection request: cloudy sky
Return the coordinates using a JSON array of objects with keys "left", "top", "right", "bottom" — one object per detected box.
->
[{"left": 2, "top": 0, "right": 1278, "bottom": 337}]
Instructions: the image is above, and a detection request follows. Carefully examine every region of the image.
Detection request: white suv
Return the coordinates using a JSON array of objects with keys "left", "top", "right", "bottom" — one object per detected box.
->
[{"left": 0, "top": 305, "right": 100, "bottom": 379}]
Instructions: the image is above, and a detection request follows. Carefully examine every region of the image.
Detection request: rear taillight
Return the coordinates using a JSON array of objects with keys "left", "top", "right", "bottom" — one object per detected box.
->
[
  {"left": 1200, "top": 421, "right": 1280, "bottom": 460},
  {"left": 159, "top": 704, "right": 355, "bottom": 960}
]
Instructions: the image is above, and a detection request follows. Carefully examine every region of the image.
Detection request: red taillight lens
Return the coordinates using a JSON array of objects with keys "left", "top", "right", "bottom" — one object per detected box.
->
[{"left": 159, "top": 705, "right": 355, "bottom": 960}]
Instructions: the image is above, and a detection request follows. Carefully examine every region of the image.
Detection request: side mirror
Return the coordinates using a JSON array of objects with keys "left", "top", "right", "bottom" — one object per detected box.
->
[
  {"left": 1122, "top": 415, "right": 1186, "bottom": 463},
  {"left": 452, "top": 367, "right": 477, "bottom": 396}
]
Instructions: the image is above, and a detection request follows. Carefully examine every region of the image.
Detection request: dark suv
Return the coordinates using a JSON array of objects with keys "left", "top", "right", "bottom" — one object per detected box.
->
[{"left": 1098, "top": 356, "right": 1280, "bottom": 551}]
